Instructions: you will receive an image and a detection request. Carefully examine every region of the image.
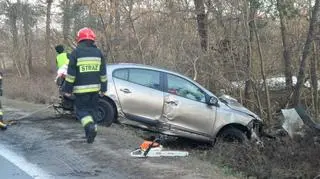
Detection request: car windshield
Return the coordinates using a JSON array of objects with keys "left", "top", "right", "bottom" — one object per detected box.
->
[{"left": 218, "top": 94, "right": 243, "bottom": 107}]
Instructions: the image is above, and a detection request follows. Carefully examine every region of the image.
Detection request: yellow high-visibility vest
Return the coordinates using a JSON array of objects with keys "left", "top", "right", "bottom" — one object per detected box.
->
[{"left": 56, "top": 53, "right": 69, "bottom": 69}]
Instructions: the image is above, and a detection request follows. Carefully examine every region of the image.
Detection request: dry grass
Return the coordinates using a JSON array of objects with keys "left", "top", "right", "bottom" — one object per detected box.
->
[
  {"left": 197, "top": 130, "right": 320, "bottom": 179},
  {"left": 3, "top": 69, "right": 59, "bottom": 104},
  {"left": 156, "top": 126, "right": 320, "bottom": 178}
]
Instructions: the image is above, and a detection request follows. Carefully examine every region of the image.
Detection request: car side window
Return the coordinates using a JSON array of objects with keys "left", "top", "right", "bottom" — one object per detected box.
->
[
  {"left": 113, "top": 69, "right": 129, "bottom": 80},
  {"left": 167, "top": 74, "right": 206, "bottom": 103},
  {"left": 128, "top": 69, "right": 160, "bottom": 90}
]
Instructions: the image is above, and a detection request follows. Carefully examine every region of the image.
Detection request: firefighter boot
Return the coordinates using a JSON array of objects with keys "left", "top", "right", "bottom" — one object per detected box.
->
[{"left": 84, "top": 122, "right": 97, "bottom": 143}]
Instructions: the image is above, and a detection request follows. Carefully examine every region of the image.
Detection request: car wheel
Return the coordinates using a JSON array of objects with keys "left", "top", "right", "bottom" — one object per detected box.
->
[
  {"left": 95, "top": 98, "right": 115, "bottom": 127},
  {"left": 218, "top": 127, "right": 248, "bottom": 143}
]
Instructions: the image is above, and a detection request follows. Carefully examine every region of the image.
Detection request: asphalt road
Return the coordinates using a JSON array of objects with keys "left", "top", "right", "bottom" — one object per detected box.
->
[
  {"left": 0, "top": 141, "right": 51, "bottom": 179},
  {"left": 0, "top": 98, "right": 237, "bottom": 179},
  {"left": 0, "top": 154, "right": 33, "bottom": 179}
]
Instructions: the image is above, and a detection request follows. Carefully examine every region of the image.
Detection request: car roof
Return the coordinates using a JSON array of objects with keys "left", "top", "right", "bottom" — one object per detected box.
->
[
  {"left": 107, "top": 63, "right": 186, "bottom": 78},
  {"left": 107, "top": 63, "right": 215, "bottom": 96}
]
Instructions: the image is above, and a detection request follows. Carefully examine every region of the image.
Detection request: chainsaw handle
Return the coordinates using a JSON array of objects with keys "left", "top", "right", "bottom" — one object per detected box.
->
[
  {"left": 143, "top": 138, "right": 161, "bottom": 157},
  {"left": 143, "top": 142, "right": 154, "bottom": 157}
]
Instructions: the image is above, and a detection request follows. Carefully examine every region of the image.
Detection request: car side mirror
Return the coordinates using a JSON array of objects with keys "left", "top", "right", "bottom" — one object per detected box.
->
[{"left": 207, "top": 96, "right": 218, "bottom": 106}]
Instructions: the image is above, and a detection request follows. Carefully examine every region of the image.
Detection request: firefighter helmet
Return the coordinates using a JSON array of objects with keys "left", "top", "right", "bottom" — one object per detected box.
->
[{"left": 76, "top": 27, "right": 96, "bottom": 43}]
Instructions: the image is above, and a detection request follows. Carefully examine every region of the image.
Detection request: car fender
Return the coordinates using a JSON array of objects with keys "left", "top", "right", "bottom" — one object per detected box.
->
[{"left": 211, "top": 106, "right": 255, "bottom": 138}]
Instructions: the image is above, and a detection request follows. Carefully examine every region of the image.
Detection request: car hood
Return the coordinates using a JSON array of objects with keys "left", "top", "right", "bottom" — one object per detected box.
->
[{"left": 218, "top": 95, "right": 262, "bottom": 121}]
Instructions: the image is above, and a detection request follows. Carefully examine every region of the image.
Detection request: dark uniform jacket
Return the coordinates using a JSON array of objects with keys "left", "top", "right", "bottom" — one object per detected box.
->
[{"left": 63, "top": 41, "right": 107, "bottom": 94}]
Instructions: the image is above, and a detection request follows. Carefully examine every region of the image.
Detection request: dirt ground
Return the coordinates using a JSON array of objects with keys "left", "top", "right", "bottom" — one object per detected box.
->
[{"left": 0, "top": 97, "right": 241, "bottom": 179}]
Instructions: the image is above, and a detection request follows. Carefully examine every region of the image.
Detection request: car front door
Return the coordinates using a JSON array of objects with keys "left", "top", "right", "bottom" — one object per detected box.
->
[
  {"left": 112, "top": 68, "right": 164, "bottom": 125},
  {"left": 163, "top": 73, "right": 216, "bottom": 136}
]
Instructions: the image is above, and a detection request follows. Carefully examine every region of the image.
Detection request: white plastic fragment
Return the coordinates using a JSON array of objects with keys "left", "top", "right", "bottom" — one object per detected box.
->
[{"left": 281, "top": 108, "right": 305, "bottom": 138}]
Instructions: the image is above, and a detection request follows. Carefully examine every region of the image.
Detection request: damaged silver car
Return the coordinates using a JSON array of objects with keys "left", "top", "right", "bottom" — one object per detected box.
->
[{"left": 98, "top": 63, "right": 263, "bottom": 143}]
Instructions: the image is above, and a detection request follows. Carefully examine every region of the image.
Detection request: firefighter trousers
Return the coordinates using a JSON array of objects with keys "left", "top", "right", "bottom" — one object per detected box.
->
[{"left": 74, "top": 92, "right": 99, "bottom": 127}]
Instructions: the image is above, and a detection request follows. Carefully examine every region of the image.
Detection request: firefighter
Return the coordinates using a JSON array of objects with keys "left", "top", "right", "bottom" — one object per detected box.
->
[
  {"left": 62, "top": 27, "right": 107, "bottom": 144},
  {"left": 0, "top": 72, "right": 7, "bottom": 130}
]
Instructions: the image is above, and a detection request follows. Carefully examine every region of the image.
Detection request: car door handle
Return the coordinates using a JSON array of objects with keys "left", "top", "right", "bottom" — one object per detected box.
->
[
  {"left": 120, "top": 88, "right": 131, "bottom": 93},
  {"left": 165, "top": 100, "right": 178, "bottom": 105}
]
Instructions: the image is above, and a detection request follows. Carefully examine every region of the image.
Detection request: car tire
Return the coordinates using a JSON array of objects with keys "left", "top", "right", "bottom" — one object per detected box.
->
[
  {"left": 96, "top": 98, "right": 115, "bottom": 127},
  {"left": 218, "top": 127, "right": 248, "bottom": 143}
]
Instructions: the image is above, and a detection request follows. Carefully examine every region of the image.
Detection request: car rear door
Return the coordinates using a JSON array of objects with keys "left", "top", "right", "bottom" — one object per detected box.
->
[
  {"left": 112, "top": 68, "right": 164, "bottom": 125},
  {"left": 163, "top": 73, "right": 216, "bottom": 136}
]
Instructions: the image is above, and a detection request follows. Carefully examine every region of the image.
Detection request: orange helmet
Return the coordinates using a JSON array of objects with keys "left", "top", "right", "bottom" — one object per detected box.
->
[{"left": 76, "top": 27, "right": 96, "bottom": 43}]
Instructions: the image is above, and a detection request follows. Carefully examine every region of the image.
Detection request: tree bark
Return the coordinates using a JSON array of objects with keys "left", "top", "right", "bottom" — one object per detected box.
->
[
  {"left": 244, "top": 0, "right": 255, "bottom": 108},
  {"left": 254, "top": 20, "right": 272, "bottom": 123},
  {"left": 62, "top": 0, "right": 71, "bottom": 45},
  {"left": 276, "top": 0, "right": 293, "bottom": 88},
  {"left": 194, "top": 0, "right": 208, "bottom": 52},
  {"left": 293, "top": 0, "right": 320, "bottom": 105},
  {"left": 126, "top": 0, "right": 144, "bottom": 63},
  {"left": 311, "top": 41, "right": 318, "bottom": 117},
  {"left": 45, "top": 0, "right": 53, "bottom": 71},
  {"left": 114, "top": 0, "right": 120, "bottom": 44},
  {"left": 9, "top": 3, "right": 22, "bottom": 77},
  {"left": 22, "top": 4, "right": 32, "bottom": 77}
]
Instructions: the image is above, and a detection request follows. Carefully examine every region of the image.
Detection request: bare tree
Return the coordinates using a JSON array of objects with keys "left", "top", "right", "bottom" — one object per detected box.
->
[
  {"left": 277, "top": 0, "right": 293, "bottom": 88},
  {"left": 194, "top": 0, "right": 208, "bottom": 52},
  {"left": 62, "top": 0, "right": 72, "bottom": 45},
  {"left": 243, "top": 0, "right": 255, "bottom": 108},
  {"left": 45, "top": 0, "right": 53, "bottom": 70},
  {"left": 254, "top": 19, "right": 272, "bottom": 122},
  {"left": 310, "top": 41, "right": 318, "bottom": 117},
  {"left": 293, "top": 0, "right": 320, "bottom": 105},
  {"left": 7, "top": 1, "right": 22, "bottom": 77},
  {"left": 22, "top": 2, "right": 33, "bottom": 77}
]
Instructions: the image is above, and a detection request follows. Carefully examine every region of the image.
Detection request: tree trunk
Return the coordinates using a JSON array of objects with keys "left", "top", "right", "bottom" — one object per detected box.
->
[
  {"left": 311, "top": 41, "right": 318, "bottom": 118},
  {"left": 114, "top": 0, "right": 120, "bottom": 44},
  {"left": 232, "top": 44, "right": 243, "bottom": 104},
  {"left": 276, "top": 0, "right": 293, "bottom": 88},
  {"left": 244, "top": 0, "right": 255, "bottom": 108},
  {"left": 45, "top": 0, "right": 53, "bottom": 71},
  {"left": 252, "top": 81, "right": 263, "bottom": 117},
  {"left": 254, "top": 20, "right": 272, "bottom": 123},
  {"left": 127, "top": 1, "right": 144, "bottom": 63},
  {"left": 62, "top": 0, "right": 71, "bottom": 45},
  {"left": 113, "top": 0, "right": 120, "bottom": 61},
  {"left": 99, "top": 14, "right": 112, "bottom": 62},
  {"left": 10, "top": 13, "right": 22, "bottom": 77},
  {"left": 194, "top": 0, "right": 208, "bottom": 52},
  {"left": 22, "top": 5, "right": 32, "bottom": 77},
  {"left": 293, "top": 0, "right": 320, "bottom": 106}
]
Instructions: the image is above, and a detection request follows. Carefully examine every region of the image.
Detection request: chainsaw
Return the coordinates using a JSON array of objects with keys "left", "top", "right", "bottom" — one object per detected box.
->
[{"left": 130, "top": 138, "right": 189, "bottom": 158}]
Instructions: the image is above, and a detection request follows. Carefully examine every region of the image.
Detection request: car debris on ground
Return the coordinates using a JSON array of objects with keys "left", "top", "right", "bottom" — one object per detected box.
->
[
  {"left": 281, "top": 108, "right": 305, "bottom": 138},
  {"left": 281, "top": 106, "right": 320, "bottom": 140}
]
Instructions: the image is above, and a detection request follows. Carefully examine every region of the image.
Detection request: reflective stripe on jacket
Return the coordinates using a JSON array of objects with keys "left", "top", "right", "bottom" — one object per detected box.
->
[{"left": 63, "top": 41, "right": 107, "bottom": 94}]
